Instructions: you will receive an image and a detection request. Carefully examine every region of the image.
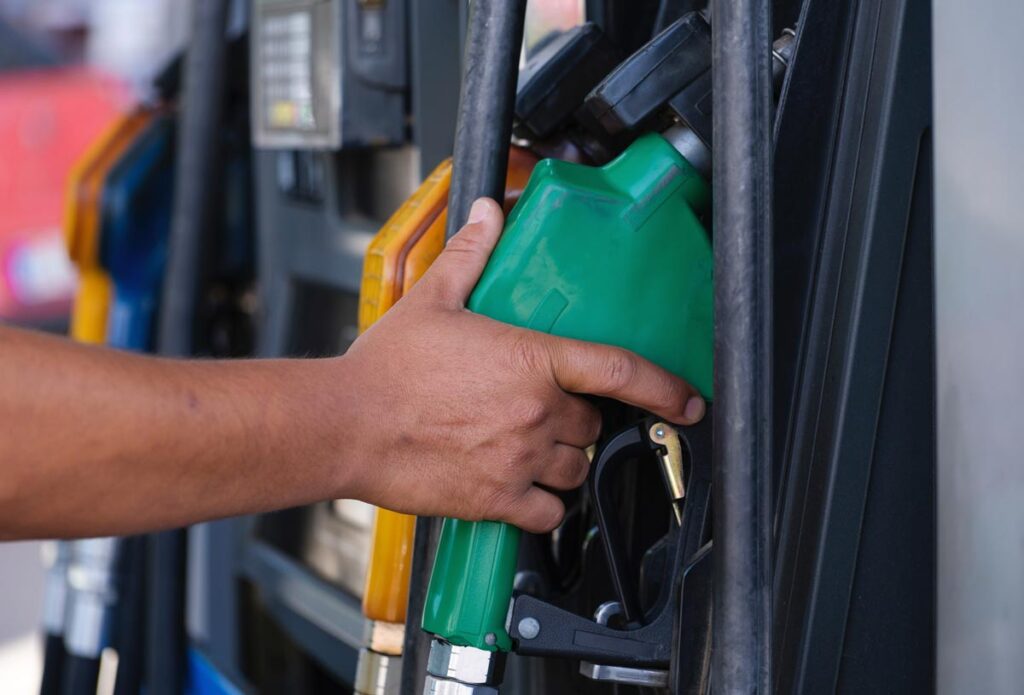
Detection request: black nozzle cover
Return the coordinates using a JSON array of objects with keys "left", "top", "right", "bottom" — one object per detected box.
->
[
  {"left": 583, "top": 11, "right": 711, "bottom": 137},
  {"left": 514, "top": 23, "right": 623, "bottom": 142}
]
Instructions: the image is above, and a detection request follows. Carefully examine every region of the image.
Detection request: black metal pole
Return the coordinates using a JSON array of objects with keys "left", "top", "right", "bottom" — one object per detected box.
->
[
  {"left": 402, "top": 0, "right": 527, "bottom": 689},
  {"left": 710, "top": 0, "right": 773, "bottom": 691},
  {"left": 149, "top": 1, "right": 231, "bottom": 692}
]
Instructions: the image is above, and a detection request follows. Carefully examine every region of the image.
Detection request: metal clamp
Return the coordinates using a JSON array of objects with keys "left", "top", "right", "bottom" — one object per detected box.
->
[
  {"left": 355, "top": 649, "right": 403, "bottom": 695},
  {"left": 424, "top": 640, "right": 506, "bottom": 694}
]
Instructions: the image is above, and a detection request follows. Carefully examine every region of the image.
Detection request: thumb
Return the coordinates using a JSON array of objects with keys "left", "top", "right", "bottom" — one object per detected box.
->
[{"left": 421, "top": 197, "right": 505, "bottom": 305}]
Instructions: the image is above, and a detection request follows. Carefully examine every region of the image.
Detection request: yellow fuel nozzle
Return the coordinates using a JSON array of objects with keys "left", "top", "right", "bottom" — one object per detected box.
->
[
  {"left": 64, "top": 110, "right": 152, "bottom": 344},
  {"left": 354, "top": 149, "right": 538, "bottom": 692},
  {"left": 358, "top": 156, "right": 453, "bottom": 632}
]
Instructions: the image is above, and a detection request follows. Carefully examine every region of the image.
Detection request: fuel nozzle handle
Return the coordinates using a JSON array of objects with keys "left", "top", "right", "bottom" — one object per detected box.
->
[
  {"left": 582, "top": 12, "right": 712, "bottom": 138},
  {"left": 422, "top": 133, "right": 714, "bottom": 695},
  {"left": 513, "top": 23, "right": 624, "bottom": 143}
]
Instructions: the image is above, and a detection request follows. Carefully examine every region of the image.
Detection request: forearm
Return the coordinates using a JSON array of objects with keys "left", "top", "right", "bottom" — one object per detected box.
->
[
  {"left": 0, "top": 326, "right": 354, "bottom": 540},
  {"left": 0, "top": 200, "right": 704, "bottom": 539}
]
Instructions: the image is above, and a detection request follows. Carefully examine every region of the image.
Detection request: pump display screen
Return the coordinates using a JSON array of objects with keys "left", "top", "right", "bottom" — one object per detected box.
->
[
  {"left": 252, "top": 0, "right": 340, "bottom": 148},
  {"left": 259, "top": 10, "right": 316, "bottom": 131}
]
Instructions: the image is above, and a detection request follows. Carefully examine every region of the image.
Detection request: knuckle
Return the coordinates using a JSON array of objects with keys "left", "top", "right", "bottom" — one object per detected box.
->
[
  {"left": 506, "top": 333, "right": 543, "bottom": 376},
  {"left": 657, "top": 377, "right": 688, "bottom": 414},
  {"left": 421, "top": 271, "right": 456, "bottom": 304},
  {"left": 483, "top": 483, "right": 517, "bottom": 520},
  {"left": 444, "top": 227, "right": 486, "bottom": 255},
  {"left": 602, "top": 350, "right": 638, "bottom": 392},
  {"left": 517, "top": 397, "right": 550, "bottom": 431},
  {"left": 502, "top": 440, "right": 536, "bottom": 475}
]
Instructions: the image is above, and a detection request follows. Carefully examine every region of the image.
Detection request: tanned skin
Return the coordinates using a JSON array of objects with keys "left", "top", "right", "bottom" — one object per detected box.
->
[{"left": 0, "top": 199, "right": 705, "bottom": 540}]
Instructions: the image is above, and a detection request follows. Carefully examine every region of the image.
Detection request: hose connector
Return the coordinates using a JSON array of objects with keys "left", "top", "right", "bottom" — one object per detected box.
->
[{"left": 423, "top": 639, "right": 505, "bottom": 694}]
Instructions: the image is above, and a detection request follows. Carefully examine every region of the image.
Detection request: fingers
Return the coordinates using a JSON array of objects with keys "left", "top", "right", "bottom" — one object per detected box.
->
[
  {"left": 535, "top": 444, "right": 591, "bottom": 491},
  {"left": 418, "top": 197, "right": 505, "bottom": 306},
  {"left": 551, "top": 394, "right": 602, "bottom": 448},
  {"left": 546, "top": 336, "right": 706, "bottom": 425},
  {"left": 503, "top": 486, "right": 565, "bottom": 534}
]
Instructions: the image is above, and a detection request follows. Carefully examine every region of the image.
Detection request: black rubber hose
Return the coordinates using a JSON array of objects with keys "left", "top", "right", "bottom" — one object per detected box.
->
[
  {"left": 60, "top": 655, "right": 100, "bottom": 695},
  {"left": 149, "top": 1, "right": 231, "bottom": 693},
  {"left": 399, "top": 517, "right": 443, "bottom": 694},
  {"left": 113, "top": 537, "right": 146, "bottom": 695},
  {"left": 157, "top": 2, "right": 229, "bottom": 353},
  {"left": 39, "top": 633, "right": 65, "bottom": 695},
  {"left": 402, "top": 1, "right": 527, "bottom": 690},
  {"left": 444, "top": 0, "right": 528, "bottom": 239},
  {"left": 709, "top": 0, "right": 774, "bottom": 691},
  {"left": 145, "top": 532, "right": 186, "bottom": 695}
]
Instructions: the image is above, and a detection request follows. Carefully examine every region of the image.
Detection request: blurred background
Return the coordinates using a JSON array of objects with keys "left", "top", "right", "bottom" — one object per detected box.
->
[
  {"left": 0, "top": 0, "right": 190, "bottom": 330},
  {"left": 0, "top": 1, "right": 190, "bottom": 690}
]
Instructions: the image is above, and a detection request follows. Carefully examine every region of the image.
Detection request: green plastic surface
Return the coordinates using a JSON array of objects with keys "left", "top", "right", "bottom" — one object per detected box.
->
[{"left": 422, "top": 133, "right": 714, "bottom": 652}]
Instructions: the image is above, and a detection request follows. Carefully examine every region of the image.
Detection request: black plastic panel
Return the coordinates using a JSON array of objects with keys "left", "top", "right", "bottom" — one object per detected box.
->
[{"left": 771, "top": 0, "right": 935, "bottom": 691}]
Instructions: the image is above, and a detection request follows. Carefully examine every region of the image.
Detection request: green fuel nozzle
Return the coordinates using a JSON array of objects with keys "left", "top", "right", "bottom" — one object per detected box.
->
[
  {"left": 422, "top": 132, "right": 713, "bottom": 694},
  {"left": 422, "top": 20, "right": 797, "bottom": 694}
]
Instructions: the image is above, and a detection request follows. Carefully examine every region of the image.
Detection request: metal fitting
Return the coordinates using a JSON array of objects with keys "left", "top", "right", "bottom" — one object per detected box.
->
[
  {"left": 364, "top": 619, "right": 405, "bottom": 656},
  {"left": 64, "top": 538, "right": 121, "bottom": 658},
  {"left": 650, "top": 421, "right": 686, "bottom": 523},
  {"left": 355, "top": 648, "right": 402, "bottom": 695},
  {"left": 423, "top": 675, "right": 499, "bottom": 695},
  {"left": 772, "top": 28, "right": 798, "bottom": 87},
  {"left": 580, "top": 661, "right": 669, "bottom": 688},
  {"left": 516, "top": 617, "right": 540, "bottom": 640},
  {"left": 424, "top": 639, "right": 505, "bottom": 693},
  {"left": 40, "top": 541, "right": 71, "bottom": 635},
  {"left": 664, "top": 125, "right": 712, "bottom": 180}
]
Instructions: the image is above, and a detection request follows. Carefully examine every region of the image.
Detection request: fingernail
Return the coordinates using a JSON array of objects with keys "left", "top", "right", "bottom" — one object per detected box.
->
[
  {"left": 468, "top": 198, "right": 490, "bottom": 224},
  {"left": 683, "top": 396, "right": 705, "bottom": 423}
]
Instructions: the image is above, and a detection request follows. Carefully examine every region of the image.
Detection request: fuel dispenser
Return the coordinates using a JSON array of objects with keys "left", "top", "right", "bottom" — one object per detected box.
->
[
  {"left": 251, "top": 0, "right": 406, "bottom": 150},
  {"left": 419, "top": 17, "right": 795, "bottom": 693},
  {"left": 33, "top": 0, "right": 940, "bottom": 692}
]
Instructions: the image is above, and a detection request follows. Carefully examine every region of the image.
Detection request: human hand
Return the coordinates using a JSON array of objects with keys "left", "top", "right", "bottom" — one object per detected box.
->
[{"left": 341, "top": 198, "right": 705, "bottom": 533}]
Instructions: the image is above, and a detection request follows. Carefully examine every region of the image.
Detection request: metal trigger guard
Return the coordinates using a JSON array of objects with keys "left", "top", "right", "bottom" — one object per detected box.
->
[{"left": 508, "top": 406, "right": 713, "bottom": 674}]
